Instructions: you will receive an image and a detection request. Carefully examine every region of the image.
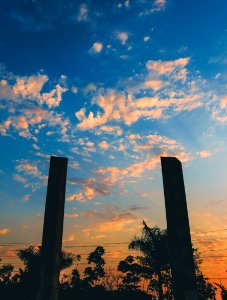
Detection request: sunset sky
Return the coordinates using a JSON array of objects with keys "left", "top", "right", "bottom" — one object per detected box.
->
[{"left": 0, "top": 0, "right": 227, "bottom": 289}]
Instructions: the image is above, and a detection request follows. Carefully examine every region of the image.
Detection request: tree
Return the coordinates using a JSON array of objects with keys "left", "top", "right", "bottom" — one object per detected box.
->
[
  {"left": 0, "top": 264, "right": 14, "bottom": 286},
  {"left": 16, "top": 245, "right": 75, "bottom": 299},
  {"left": 84, "top": 246, "right": 106, "bottom": 287},
  {"left": 193, "top": 249, "right": 216, "bottom": 299},
  {"left": 129, "top": 221, "right": 171, "bottom": 299},
  {"left": 70, "top": 255, "right": 82, "bottom": 289},
  {"left": 117, "top": 255, "right": 145, "bottom": 292}
]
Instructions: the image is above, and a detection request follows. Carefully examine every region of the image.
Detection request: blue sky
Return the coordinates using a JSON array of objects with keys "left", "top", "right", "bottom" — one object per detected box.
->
[{"left": 0, "top": 0, "right": 227, "bottom": 280}]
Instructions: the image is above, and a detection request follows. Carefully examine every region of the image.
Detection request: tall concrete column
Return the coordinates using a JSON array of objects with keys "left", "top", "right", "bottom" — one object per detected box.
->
[
  {"left": 161, "top": 157, "right": 199, "bottom": 300},
  {"left": 36, "top": 156, "right": 68, "bottom": 300}
]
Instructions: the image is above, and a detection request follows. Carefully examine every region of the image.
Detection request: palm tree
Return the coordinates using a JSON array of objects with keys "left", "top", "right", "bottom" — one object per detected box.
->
[{"left": 129, "top": 221, "right": 171, "bottom": 300}]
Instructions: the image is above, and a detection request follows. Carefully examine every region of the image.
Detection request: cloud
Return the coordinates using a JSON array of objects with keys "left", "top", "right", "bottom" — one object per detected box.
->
[
  {"left": 67, "top": 192, "right": 86, "bottom": 203},
  {"left": 144, "top": 80, "right": 163, "bottom": 90},
  {"left": 77, "top": 4, "right": 89, "bottom": 22},
  {"left": 69, "top": 161, "right": 80, "bottom": 169},
  {"left": 198, "top": 150, "right": 211, "bottom": 158},
  {"left": 13, "top": 173, "right": 27, "bottom": 184},
  {"left": 140, "top": 0, "right": 167, "bottom": 16},
  {"left": 13, "top": 159, "right": 46, "bottom": 191},
  {"left": 129, "top": 134, "right": 185, "bottom": 153},
  {"left": 98, "top": 141, "right": 109, "bottom": 150},
  {"left": 39, "top": 84, "right": 67, "bottom": 108},
  {"left": 220, "top": 96, "right": 227, "bottom": 108},
  {"left": 96, "top": 154, "right": 162, "bottom": 180},
  {"left": 153, "top": 0, "right": 167, "bottom": 11},
  {"left": 116, "top": 32, "right": 128, "bottom": 45},
  {"left": 81, "top": 205, "right": 146, "bottom": 237},
  {"left": 68, "top": 177, "right": 111, "bottom": 201},
  {"left": 75, "top": 57, "right": 205, "bottom": 130},
  {"left": 75, "top": 91, "right": 203, "bottom": 131},
  {"left": 0, "top": 107, "right": 70, "bottom": 139},
  {"left": 83, "top": 83, "right": 96, "bottom": 94},
  {"left": 71, "top": 86, "right": 78, "bottom": 94},
  {"left": 75, "top": 91, "right": 162, "bottom": 130},
  {"left": 95, "top": 125, "right": 123, "bottom": 136},
  {"left": 65, "top": 212, "right": 79, "bottom": 218},
  {"left": 146, "top": 57, "right": 189, "bottom": 81},
  {"left": 0, "top": 228, "right": 10, "bottom": 235},
  {"left": 64, "top": 234, "right": 76, "bottom": 242},
  {"left": 16, "top": 162, "right": 41, "bottom": 177},
  {"left": 0, "top": 69, "right": 70, "bottom": 139},
  {"left": 90, "top": 42, "right": 103, "bottom": 53},
  {"left": 23, "top": 194, "right": 30, "bottom": 202},
  {"left": 0, "top": 74, "right": 67, "bottom": 108},
  {"left": 212, "top": 96, "right": 227, "bottom": 123}
]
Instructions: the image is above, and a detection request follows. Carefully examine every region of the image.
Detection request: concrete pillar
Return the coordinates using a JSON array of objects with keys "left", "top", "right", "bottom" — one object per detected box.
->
[
  {"left": 36, "top": 156, "right": 68, "bottom": 300},
  {"left": 161, "top": 157, "right": 199, "bottom": 300}
]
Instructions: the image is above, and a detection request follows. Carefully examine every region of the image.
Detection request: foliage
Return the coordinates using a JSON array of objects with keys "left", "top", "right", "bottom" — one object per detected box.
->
[
  {"left": 128, "top": 221, "right": 171, "bottom": 299},
  {"left": 0, "top": 264, "right": 14, "bottom": 285},
  {"left": 84, "top": 246, "right": 106, "bottom": 287},
  {"left": 215, "top": 282, "right": 227, "bottom": 300},
  {"left": 0, "top": 227, "right": 224, "bottom": 300},
  {"left": 117, "top": 255, "right": 142, "bottom": 292}
]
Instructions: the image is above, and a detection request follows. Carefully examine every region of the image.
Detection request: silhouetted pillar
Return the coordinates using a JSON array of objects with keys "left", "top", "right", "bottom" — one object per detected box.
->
[
  {"left": 161, "top": 157, "right": 199, "bottom": 300},
  {"left": 36, "top": 156, "right": 68, "bottom": 300}
]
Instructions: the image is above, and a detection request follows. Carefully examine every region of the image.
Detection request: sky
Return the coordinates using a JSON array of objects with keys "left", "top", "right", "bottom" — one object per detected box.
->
[{"left": 0, "top": 0, "right": 227, "bottom": 288}]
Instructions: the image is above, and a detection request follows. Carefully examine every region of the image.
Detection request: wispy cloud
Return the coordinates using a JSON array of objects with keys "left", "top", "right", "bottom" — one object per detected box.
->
[{"left": 75, "top": 57, "right": 206, "bottom": 130}]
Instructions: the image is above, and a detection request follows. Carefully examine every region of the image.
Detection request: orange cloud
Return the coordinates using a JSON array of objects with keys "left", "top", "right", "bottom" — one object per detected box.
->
[
  {"left": 144, "top": 80, "right": 163, "bottom": 90},
  {"left": 0, "top": 228, "right": 10, "bottom": 235},
  {"left": 90, "top": 42, "right": 103, "bottom": 53},
  {"left": 99, "top": 141, "right": 109, "bottom": 150},
  {"left": 146, "top": 57, "right": 189, "bottom": 80},
  {"left": 0, "top": 107, "right": 70, "bottom": 138}
]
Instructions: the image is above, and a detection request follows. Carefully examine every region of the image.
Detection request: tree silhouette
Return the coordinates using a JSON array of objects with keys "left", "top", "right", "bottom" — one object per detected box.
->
[
  {"left": 128, "top": 221, "right": 171, "bottom": 299},
  {"left": 117, "top": 255, "right": 144, "bottom": 292},
  {"left": 84, "top": 246, "right": 106, "bottom": 287},
  {"left": 0, "top": 263, "right": 14, "bottom": 286},
  {"left": 16, "top": 245, "right": 75, "bottom": 299}
]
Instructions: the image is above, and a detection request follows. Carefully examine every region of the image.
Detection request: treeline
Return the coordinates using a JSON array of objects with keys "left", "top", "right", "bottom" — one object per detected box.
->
[{"left": 0, "top": 222, "right": 226, "bottom": 299}]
